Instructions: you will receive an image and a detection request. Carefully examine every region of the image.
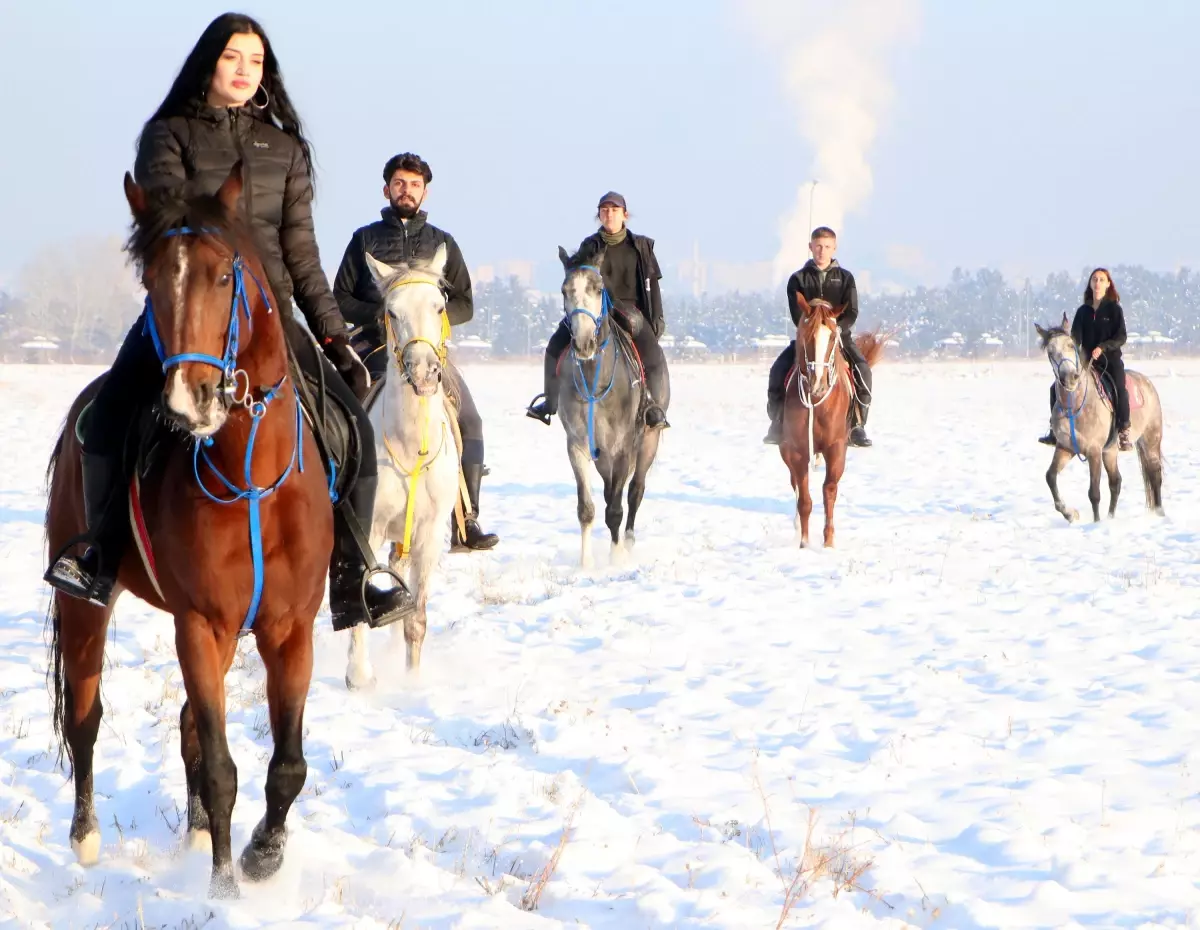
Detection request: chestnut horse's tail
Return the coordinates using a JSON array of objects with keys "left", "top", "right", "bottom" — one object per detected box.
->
[
  {"left": 854, "top": 328, "right": 889, "bottom": 369},
  {"left": 44, "top": 423, "right": 69, "bottom": 770}
]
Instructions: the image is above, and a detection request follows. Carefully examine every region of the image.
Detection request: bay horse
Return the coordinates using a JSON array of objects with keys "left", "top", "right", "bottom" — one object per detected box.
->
[
  {"left": 43, "top": 164, "right": 333, "bottom": 898},
  {"left": 779, "top": 295, "right": 884, "bottom": 547},
  {"left": 556, "top": 244, "right": 662, "bottom": 567},
  {"left": 1036, "top": 315, "right": 1164, "bottom": 522},
  {"left": 344, "top": 247, "right": 460, "bottom": 689}
]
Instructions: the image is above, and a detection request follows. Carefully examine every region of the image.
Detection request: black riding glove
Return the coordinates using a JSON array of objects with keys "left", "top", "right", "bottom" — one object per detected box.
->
[{"left": 323, "top": 333, "right": 370, "bottom": 402}]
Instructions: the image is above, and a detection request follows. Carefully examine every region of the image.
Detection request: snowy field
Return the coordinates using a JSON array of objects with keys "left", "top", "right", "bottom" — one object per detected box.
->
[{"left": 2, "top": 356, "right": 1200, "bottom": 929}]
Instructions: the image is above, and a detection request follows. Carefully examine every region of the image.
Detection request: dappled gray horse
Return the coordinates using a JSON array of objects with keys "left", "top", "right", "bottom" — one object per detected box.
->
[
  {"left": 556, "top": 245, "right": 662, "bottom": 566},
  {"left": 1036, "top": 315, "right": 1164, "bottom": 522}
]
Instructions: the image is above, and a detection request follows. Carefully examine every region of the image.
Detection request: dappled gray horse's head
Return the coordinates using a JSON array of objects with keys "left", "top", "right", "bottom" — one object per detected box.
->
[
  {"left": 1037, "top": 314, "right": 1083, "bottom": 393},
  {"left": 558, "top": 244, "right": 608, "bottom": 360},
  {"left": 363, "top": 245, "right": 449, "bottom": 396}
]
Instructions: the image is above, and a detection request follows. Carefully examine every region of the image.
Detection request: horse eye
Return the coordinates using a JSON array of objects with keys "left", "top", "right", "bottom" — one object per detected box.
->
[{"left": 219, "top": 272, "right": 232, "bottom": 287}]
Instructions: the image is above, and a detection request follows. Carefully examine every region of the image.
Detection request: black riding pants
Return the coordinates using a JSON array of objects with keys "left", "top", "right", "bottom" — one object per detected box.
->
[
  {"left": 1049, "top": 351, "right": 1129, "bottom": 429},
  {"left": 768, "top": 330, "right": 873, "bottom": 408},
  {"left": 364, "top": 349, "right": 484, "bottom": 467},
  {"left": 542, "top": 314, "right": 669, "bottom": 411}
]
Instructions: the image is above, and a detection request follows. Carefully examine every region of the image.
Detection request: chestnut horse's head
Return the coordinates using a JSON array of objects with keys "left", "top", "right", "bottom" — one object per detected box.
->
[
  {"left": 123, "top": 162, "right": 269, "bottom": 437},
  {"left": 794, "top": 293, "right": 847, "bottom": 398}
]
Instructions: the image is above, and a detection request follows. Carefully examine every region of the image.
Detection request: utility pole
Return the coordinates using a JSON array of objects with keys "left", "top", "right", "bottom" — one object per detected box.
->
[{"left": 808, "top": 179, "right": 819, "bottom": 233}]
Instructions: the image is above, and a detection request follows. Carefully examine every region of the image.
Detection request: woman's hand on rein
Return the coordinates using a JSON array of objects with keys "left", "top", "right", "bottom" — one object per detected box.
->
[{"left": 1091, "top": 347, "right": 1102, "bottom": 360}]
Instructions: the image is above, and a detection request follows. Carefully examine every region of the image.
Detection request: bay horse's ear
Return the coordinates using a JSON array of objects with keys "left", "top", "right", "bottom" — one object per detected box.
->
[
  {"left": 558, "top": 245, "right": 571, "bottom": 268},
  {"left": 364, "top": 251, "right": 398, "bottom": 287},
  {"left": 795, "top": 292, "right": 813, "bottom": 317},
  {"left": 123, "top": 172, "right": 147, "bottom": 218},
  {"left": 216, "top": 160, "right": 245, "bottom": 216},
  {"left": 831, "top": 303, "right": 847, "bottom": 320}
]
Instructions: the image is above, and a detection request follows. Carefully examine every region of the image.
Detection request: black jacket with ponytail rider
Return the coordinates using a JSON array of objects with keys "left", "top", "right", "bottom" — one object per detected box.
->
[
  {"left": 135, "top": 101, "right": 347, "bottom": 342},
  {"left": 1070, "top": 299, "right": 1127, "bottom": 358},
  {"left": 575, "top": 230, "right": 664, "bottom": 336}
]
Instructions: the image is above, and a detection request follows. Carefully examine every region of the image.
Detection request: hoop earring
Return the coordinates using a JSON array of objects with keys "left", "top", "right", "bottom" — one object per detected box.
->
[{"left": 251, "top": 85, "right": 270, "bottom": 109}]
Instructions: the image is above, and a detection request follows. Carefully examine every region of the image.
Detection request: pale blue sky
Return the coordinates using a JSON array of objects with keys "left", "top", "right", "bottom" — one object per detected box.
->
[{"left": 1, "top": 1, "right": 1197, "bottom": 293}]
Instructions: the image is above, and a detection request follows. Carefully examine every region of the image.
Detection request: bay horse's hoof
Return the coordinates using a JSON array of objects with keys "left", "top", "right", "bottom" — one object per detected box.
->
[
  {"left": 239, "top": 827, "right": 286, "bottom": 883},
  {"left": 71, "top": 829, "right": 101, "bottom": 867},
  {"left": 209, "top": 867, "right": 240, "bottom": 899}
]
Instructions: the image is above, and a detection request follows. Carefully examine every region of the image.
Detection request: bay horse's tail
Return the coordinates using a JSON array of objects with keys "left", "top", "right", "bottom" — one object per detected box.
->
[
  {"left": 44, "top": 423, "right": 69, "bottom": 769},
  {"left": 854, "top": 328, "right": 888, "bottom": 368}
]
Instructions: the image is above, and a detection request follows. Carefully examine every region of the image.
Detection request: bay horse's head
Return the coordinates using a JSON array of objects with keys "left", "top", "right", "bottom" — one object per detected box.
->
[
  {"left": 124, "top": 162, "right": 271, "bottom": 438},
  {"left": 1036, "top": 313, "right": 1082, "bottom": 393},
  {"left": 558, "top": 243, "right": 608, "bottom": 361},
  {"left": 795, "top": 293, "right": 846, "bottom": 398},
  {"left": 363, "top": 244, "right": 448, "bottom": 397}
]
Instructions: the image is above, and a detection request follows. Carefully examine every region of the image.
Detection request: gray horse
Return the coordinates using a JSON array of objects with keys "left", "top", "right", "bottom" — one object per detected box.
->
[
  {"left": 1036, "top": 315, "right": 1164, "bottom": 522},
  {"left": 556, "top": 245, "right": 664, "bottom": 566}
]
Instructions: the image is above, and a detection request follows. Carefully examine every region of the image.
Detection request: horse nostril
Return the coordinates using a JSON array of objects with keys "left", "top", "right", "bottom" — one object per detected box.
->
[{"left": 195, "top": 381, "right": 215, "bottom": 409}]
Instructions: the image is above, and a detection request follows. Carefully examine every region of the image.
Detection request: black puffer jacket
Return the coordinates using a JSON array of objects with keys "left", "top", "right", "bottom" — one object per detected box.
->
[
  {"left": 785, "top": 259, "right": 859, "bottom": 329},
  {"left": 1070, "top": 300, "right": 1127, "bottom": 357},
  {"left": 134, "top": 102, "right": 346, "bottom": 342},
  {"left": 576, "top": 231, "right": 664, "bottom": 334},
  {"left": 334, "top": 209, "right": 473, "bottom": 346}
]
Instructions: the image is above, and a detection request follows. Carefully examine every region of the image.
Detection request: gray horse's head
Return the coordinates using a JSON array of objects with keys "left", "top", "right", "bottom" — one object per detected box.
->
[
  {"left": 364, "top": 245, "right": 448, "bottom": 396},
  {"left": 1036, "top": 313, "right": 1084, "bottom": 392},
  {"left": 558, "top": 244, "right": 608, "bottom": 360}
]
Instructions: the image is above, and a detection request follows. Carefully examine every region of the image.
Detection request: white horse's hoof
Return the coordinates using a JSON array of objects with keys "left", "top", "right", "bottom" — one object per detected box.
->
[
  {"left": 1066, "top": 509, "right": 1080, "bottom": 524},
  {"left": 186, "top": 828, "right": 212, "bottom": 853},
  {"left": 72, "top": 830, "right": 101, "bottom": 866},
  {"left": 345, "top": 671, "right": 376, "bottom": 692}
]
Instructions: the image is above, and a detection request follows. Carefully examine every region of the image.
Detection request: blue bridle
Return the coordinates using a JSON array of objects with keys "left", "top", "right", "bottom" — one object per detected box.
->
[
  {"left": 1052, "top": 340, "right": 1088, "bottom": 460},
  {"left": 144, "top": 226, "right": 314, "bottom": 635},
  {"left": 567, "top": 264, "right": 616, "bottom": 460}
]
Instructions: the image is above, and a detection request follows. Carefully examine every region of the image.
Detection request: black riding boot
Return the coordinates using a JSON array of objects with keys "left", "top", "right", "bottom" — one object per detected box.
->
[
  {"left": 328, "top": 475, "right": 418, "bottom": 631},
  {"left": 763, "top": 395, "right": 784, "bottom": 445},
  {"left": 849, "top": 398, "right": 873, "bottom": 447},
  {"left": 526, "top": 351, "right": 561, "bottom": 425},
  {"left": 451, "top": 463, "right": 500, "bottom": 552},
  {"left": 44, "top": 450, "right": 123, "bottom": 607}
]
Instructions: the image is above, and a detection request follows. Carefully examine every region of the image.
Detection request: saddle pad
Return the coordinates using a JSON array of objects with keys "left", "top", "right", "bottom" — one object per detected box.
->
[{"left": 1091, "top": 369, "right": 1144, "bottom": 411}]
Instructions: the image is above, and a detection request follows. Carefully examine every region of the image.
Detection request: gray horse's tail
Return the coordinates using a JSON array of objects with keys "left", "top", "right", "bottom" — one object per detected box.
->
[{"left": 1136, "top": 440, "right": 1165, "bottom": 514}]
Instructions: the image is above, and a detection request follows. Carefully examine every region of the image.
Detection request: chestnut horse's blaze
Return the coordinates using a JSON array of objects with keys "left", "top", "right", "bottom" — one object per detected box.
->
[{"left": 43, "top": 163, "right": 333, "bottom": 898}]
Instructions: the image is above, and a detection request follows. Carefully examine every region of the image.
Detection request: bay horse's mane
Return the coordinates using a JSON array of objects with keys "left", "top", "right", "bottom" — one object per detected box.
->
[{"left": 125, "top": 187, "right": 256, "bottom": 273}]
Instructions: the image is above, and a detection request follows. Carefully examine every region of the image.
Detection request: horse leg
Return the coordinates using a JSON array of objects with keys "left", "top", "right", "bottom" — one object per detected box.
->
[
  {"left": 1103, "top": 445, "right": 1121, "bottom": 518},
  {"left": 796, "top": 458, "right": 812, "bottom": 548},
  {"left": 1136, "top": 416, "right": 1165, "bottom": 515},
  {"left": 176, "top": 616, "right": 240, "bottom": 898},
  {"left": 397, "top": 521, "right": 439, "bottom": 673},
  {"left": 624, "top": 430, "right": 661, "bottom": 549},
  {"left": 180, "top": 700, "right": 211, "bottom": 851},
  {"left": 1046, "top": 445, "right": 1078, "bottom": 523},
  {"left": 822, "top": 441, "right": 847, "bottom": 548},
  {"left": 604, "top": 452, "right": 633, "bottom": 562},
  {"left": 1087, "top": 452, "right": 1103, "bottom": 523},
  {"left": 568, "top": 442, "right": 596, "bottom": 568},
  {"left": 345, "top": 523, "right": 395, "bottom": 692},
  {"left": 52, "top": 595, "right": 110, "bottom": 866},
  {"left": 240, "top": 620, "right": 313, "bottom": 882}
]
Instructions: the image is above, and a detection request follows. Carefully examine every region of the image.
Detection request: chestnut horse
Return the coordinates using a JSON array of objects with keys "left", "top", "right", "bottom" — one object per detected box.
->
[
  {"left": 779, "top": 295, "right": 884, "bottom": 547},
  {"left": 44, "top": 164, "right": 333, "bottom": 898}
]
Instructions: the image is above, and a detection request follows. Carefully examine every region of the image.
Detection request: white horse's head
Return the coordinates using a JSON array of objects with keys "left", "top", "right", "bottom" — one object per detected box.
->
[
  {"left": 1036, "top": 313, "right": 1082, "bottom": 393},
  {"left": 558, "top": 244, "right": 607, "bottom": 361},
  {"left": 364, "top": 244, "right": 448, "bottom": 396}
]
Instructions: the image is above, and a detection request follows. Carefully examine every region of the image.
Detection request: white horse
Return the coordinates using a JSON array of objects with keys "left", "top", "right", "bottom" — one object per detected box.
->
[{"left": 346, "top": 246, "right": 460, "bottom": 687}]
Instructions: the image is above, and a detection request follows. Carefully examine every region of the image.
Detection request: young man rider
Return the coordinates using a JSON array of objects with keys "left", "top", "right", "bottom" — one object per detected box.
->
[{"left": 764, "top": 227, "right": 873, "bottom": 448}]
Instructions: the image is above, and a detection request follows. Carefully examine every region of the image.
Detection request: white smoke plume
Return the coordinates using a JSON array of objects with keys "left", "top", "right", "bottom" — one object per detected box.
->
[{"left": 741, "top": 0, "right": 922, "bottom": 283}]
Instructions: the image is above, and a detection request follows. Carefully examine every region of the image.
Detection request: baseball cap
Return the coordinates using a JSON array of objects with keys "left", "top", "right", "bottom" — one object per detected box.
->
[{"left": 597, "top": 191, "right": 627, "bottom": 210}]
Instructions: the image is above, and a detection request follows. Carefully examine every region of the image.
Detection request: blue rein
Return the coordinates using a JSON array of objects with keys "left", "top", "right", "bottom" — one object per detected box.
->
[
  {"left": 145, "top": 225, "right": 306, "bottom": 636},
  {"left": 567, "top": 266, "right": 616, "bottom": 460},
  {"left": 1053, "top": 343, "right": 1088, "bottom": 461}
]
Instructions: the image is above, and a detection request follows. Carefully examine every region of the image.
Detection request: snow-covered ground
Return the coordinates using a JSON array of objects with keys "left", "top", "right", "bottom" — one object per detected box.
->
[{"left": 2, "top": 357, "right": 1199, "bottom": 929}]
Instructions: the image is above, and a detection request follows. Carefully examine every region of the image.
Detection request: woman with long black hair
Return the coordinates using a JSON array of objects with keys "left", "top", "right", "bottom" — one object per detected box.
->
[{"left": 45, "top": 13, "right": 414, "bottom": 630}]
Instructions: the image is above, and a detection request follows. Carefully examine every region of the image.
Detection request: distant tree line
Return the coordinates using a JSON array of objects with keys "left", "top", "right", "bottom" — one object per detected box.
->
[{"left": 2, "top": 237, "right": 1196, "bottom": 362}]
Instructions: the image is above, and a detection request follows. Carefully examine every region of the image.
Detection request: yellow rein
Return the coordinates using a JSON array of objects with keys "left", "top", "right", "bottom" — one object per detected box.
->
[{"left": 380, "top": 282, "right": 456, "bottom": 558}]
